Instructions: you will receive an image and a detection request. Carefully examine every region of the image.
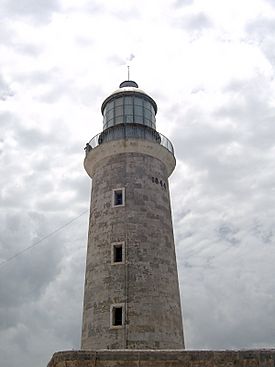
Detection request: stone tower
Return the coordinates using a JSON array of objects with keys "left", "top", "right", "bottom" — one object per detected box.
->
[{"left": 81, "top": 80, "right": 184, "bottom": 350}]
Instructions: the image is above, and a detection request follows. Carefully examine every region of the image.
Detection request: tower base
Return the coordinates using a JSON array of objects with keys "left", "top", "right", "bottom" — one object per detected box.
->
[{"left": 47, "top": 349, "right": 275, "bottom": 367}]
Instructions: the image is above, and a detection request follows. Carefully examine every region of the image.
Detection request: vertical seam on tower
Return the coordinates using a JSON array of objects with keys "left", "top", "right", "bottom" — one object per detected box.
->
[
  {"left": 94, "top": 350, "right": 97, "bottom": 367},
  {"left": 124, "top": 152, "right": 129, "bottom": 349},
  {"left": 124, "top": 223, "right": 128, "bottom": 349}
]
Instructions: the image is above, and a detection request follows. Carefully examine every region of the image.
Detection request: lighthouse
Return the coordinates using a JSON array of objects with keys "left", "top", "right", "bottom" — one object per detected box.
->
[{"left": 81, "top": 80, "right": 184, "bottom": 350}]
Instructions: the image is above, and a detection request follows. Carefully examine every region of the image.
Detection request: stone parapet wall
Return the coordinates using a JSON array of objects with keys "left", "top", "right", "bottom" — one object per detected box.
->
[{"left": 48, "top": 349, "right": 275, "bottom": 367}]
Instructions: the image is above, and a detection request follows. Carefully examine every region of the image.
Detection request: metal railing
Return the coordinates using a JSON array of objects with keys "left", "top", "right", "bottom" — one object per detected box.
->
[{"left": 85, "top": 124, "right": 174, "bottom": 155}]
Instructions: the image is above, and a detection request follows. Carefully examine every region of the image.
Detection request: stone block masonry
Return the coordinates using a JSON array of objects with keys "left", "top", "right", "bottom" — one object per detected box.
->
[
  {"left": 48, "top": 349, "right": 275, "bottom": 367},
  {"left": 82, "top": 144, "right": 183, "bottom": 349}
]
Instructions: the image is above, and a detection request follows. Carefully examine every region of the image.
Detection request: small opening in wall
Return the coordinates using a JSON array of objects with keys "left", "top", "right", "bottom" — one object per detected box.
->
[
  {"left": 114, "top": 191, "right": 122, "bottom": 205},
  {"left": 113, "top": 243, "right": 123, "bottom": 263},
  {"left": 113, "top": 188, "right": 125, "bottom": 207},
  {"left": 111, "top": 305, "right": 123, "bottom": 327}
]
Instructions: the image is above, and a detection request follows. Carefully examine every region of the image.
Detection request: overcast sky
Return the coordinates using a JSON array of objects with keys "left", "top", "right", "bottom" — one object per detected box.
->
[{"left": 0, "top": 0, "right": 275, "bottom": 366}]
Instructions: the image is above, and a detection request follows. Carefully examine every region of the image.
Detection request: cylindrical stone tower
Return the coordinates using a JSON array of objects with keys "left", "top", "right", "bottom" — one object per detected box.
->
[{"left": 81, "top": 80, "right": 184, "bottom": 350}]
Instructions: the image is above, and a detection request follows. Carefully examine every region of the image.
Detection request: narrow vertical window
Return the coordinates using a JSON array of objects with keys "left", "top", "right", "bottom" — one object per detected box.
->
[
  {"left": 112, "top": 188, "right": 125, "bottom": 207},
  {"left": 110, "top": 304, "right": 124, "bottom": 328},
  {"left": 111, "top": 242, "right": 125, "bottom": 264}
]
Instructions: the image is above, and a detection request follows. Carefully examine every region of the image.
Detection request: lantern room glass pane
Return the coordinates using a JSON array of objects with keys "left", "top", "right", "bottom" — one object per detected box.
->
[
  {"left": 135, "top": 106, "right": 143, "bottom": 116},
  {"left": 144, "top": 100, "right": 151, "bottom": 110},
  {"left": 144, "top": 109, "right": 152, "bottom": 119},
  {"left": 115, "top": 115, "right": 123, "bottom": 124},
  {"left": 115, "top": 106, "right": 123, "bottom": 117},
  {"left": 115, "top": 98, "right": 123, "bottom": 106},
  {"left": 125, "top": 115, "right": 133, "bottom": 123},
  {"left": 125, "top": 96, "right": 133, "bottom": 105},
  {"left": 125, "top": 105, "right": 133, "bottom": 115},
  {"left": 135, "top": 115, "right": 143, "bottom": 124},
  {"left": 107, "top": 101, "right": 114, "bottom": 111},
  {"left": 134, "top": 97, "right": 143, "bottom": 106},
  {"left": 144, "top": 118, "right": 151, "bottom": 127},
  {"left": 107, "top": 109, "right": 114, "bottom": 119}
]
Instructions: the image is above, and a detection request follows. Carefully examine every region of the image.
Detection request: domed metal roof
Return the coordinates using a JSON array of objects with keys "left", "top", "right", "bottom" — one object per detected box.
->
[{"left": 119, "top": 80, "right": 139, "bottom": 88}]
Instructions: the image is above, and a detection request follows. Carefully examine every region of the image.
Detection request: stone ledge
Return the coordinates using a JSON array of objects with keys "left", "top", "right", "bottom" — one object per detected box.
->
[
  {"left": 47, "top": 349, "right": 275, "bottom": 367},
  {"left": 84, "top": 139, "right": 176, "bottom": 178}
]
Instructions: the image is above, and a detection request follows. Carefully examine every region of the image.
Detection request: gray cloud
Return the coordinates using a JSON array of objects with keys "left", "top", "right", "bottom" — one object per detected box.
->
[
  {"left": 15, "top": 126, "right": 58, "bottom": 148},
  {"left": 0, "top": 22, "right": 15, "bottom": 46},
  {"left": 18, "top": 70, "right": 104, "bottom": 107},
  {"left": 0, "top": 76, "right": 13, "bottom": 101},
  {"left": 62, "top": 175, "right": 91, "bottom": 203},
  {"left": 174, "top": 0, "right": 194, "bottom": 7},
  {"left": 0, "top": 108, "right": 88, "bottom": 218},
  {"left": 12, "top": 42, "right": 42, "bottom": 57},
  {"left": 246, "top": 16, "right": 275, "bottom": 66},
  {"left": 2, "top": 0, "right": 61, "bottom": 23},
  {"left": 0, "top": 207, "right": 88, "bottom": 367},
  {"left": 264, "top": 0, "right": 275, "bottom": 7},
  {"left": 107, "top": 55, "right": 128, "bottom": 67},
  {"left": 107, "top": 5, "right": 141, "bottom": 20},
  {"left": 246, "top": 17, "right": 275, "bottom": 39},
  {"left": 0, "top": 21, "right": 43, "bottom": 58},
  {"left": 83, "top": 1, "right": 104, "bottom": 14},
  {"left": 173, "top": 12, "right": 213, "bottom": 31}
]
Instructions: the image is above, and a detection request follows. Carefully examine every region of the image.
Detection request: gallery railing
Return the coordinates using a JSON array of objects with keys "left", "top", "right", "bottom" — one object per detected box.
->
[{"left": 85, "top": 124, "right": 174, "bottom": 155}]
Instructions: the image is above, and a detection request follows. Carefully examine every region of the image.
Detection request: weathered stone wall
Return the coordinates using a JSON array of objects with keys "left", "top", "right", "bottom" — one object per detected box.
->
[
  {"left": 48, "top": 350, "right": 275, "bottom": 367},
  {"left": 81, "top": 146, "right": 184, "bottom": 350}
]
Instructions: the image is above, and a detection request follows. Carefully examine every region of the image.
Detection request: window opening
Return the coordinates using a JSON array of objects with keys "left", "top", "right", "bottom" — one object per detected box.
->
[
  {"left": 112, "top": 242, "right": 124, "bottom": 264},
  {"left": 113, "top": 188, "right": 125, "bottom": 207},
  {"left": 110, "top": 304, "right": 124, "bottom": 327},
  {"left": 113, "top": 307, "right": 122, "bottom": 326}
]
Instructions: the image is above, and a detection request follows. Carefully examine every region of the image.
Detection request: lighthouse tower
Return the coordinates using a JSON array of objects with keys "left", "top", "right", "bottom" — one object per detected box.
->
[{"left": 81, "top": 80, "right": 184, "bottom": 350}]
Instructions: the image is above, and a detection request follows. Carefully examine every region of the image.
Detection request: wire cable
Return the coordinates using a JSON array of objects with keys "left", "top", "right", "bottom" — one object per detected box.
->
[{"left": 0, "top": 209, "right": 88, "bottom": 269}]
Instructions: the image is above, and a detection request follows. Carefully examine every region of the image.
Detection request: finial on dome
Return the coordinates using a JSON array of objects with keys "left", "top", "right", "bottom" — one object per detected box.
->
[{"left": 119, "top": 65, "right": 138, "bottom": 88}]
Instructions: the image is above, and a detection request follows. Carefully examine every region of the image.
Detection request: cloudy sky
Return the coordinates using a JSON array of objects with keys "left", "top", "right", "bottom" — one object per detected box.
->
[{"left": 0, "top": 0, "right": 275, "bottom": 366}]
